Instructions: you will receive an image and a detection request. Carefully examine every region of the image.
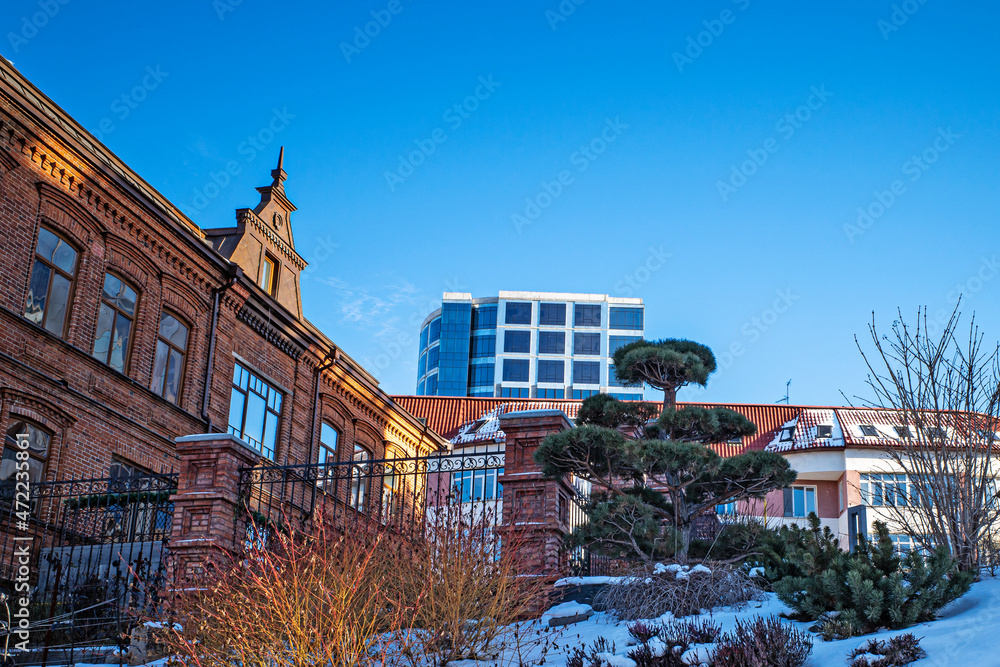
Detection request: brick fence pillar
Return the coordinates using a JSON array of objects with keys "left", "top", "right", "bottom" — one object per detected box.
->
[
  {"left": 498, "top": 409, "right": 575, "bottom": 577},
  {"left": 168, "top": 433, "right": 260, "bottom": 583}
]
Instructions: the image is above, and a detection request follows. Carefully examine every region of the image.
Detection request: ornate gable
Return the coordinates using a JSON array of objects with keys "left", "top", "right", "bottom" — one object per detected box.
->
[{"left": 204, "top": 148, "right": 306, "bottom": 319}]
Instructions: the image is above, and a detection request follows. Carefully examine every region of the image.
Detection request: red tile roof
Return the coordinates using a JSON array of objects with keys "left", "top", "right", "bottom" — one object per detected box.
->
[{"left": 391, "top": 396, "right": 805, "bottom": 457}]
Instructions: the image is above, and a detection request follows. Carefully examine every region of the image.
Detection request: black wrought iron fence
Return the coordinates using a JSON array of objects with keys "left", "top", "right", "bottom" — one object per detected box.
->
[
  {"left": 565, "top": 485, "right": 614, "bottom": 577},
  {"left": 236, "top": 451, "right": 506, "bottom": 551},
  {"left": 0, "top": 473, "right": 176, "bottom": 665}
]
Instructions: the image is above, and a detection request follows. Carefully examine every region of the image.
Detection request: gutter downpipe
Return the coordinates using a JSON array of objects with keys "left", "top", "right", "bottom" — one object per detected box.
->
[{"left": 201, "top": 266, "right": 241, "bottom": 432}]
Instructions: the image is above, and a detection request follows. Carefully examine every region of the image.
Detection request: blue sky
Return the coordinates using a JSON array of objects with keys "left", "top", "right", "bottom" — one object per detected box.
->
[{"left": 5, "top": 1, "right": 999, "bottom": 406}]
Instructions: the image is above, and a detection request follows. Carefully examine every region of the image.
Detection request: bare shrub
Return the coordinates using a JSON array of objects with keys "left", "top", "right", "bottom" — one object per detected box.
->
[
  {"left": 396, "top": 502, "right": 553, "bottom": 664},
  {"left": 162, "top": 518, "right": 422, "bottom": 667},
  {"left": 849, "top": 634, "right": 926, "bottom": 667},
  {"left": 161, "top": 504, "right": 551, "bottom": 667},
  {"left": 713, "top": 615, "right": 812, "bottom": 667},
  {"left": 596, "top": 563, "right": 763, "bottom": 620}
]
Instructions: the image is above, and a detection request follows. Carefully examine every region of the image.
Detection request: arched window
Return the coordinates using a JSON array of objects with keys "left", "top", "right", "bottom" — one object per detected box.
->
[
  {"left": 151, "top": 311, "right": 189, "bottom": 404},
  {"left": 349, "top": 444, "right": 370, "bottom": 511},
  {"left": 1, "top": 420, "right": 51, "bottom": 486},
  {"left": 318, "top": 423, "right": 339, "bottom": 465},
  {"left": 382, "top": 448, "right": 402, "bottom": 521},
  {"left": 317, "top": 423, "right": 339, "bottom": 488},
  {"left": 92, "top": 273, "right": 139, "bottom": 373},
  {"left": 25, "top": 227, "right": 78, "bottom": 338}
]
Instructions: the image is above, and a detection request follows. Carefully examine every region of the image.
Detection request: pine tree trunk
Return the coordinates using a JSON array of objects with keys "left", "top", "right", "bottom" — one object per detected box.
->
[
  {"left": 664, "top": 385, "right": 677, "bottom": 411},
  {"left": 677, "top": 524, "right": 692, "bottom": 564}
]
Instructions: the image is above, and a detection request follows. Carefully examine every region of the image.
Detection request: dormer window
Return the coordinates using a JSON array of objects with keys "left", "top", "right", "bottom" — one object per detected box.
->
[
  {"left": 260, "top": 253, "right": 278, "bottom": 296},
  {"left": 816, "top": 425, "right": 833, "bottom": 439},
  {"left": 779, "top": 426, "right": 795, "bottom": 442},
  {"left": 859, "top": 424, "right": 879, "bottom": 437},
  {"left": 894, "top": 426, "right": 912, "bottom": 439}
]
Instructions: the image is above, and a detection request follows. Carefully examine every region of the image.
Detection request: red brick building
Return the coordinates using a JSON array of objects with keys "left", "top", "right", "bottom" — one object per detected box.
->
[{"left": 0, "top": 58, "right": 447, "bottom": 491}]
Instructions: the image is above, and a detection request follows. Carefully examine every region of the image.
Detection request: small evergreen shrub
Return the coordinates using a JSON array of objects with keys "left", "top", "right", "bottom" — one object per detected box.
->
[
  {"left": 772, "top": 516, "right": 973, "bottom": 639},
  {"left": 848, "top": 633, "right": 927, "bottom": 666}
]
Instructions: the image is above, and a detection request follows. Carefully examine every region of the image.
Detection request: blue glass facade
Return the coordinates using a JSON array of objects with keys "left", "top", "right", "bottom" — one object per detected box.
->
[
  {"left": 436, "top": 302, "right": 472, "bottom": 396},
  {"left": 416, "top": 293, "right": 643, "bottom": 399}
]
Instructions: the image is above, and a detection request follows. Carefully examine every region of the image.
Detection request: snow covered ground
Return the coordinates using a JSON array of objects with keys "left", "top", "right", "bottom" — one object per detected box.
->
[
  {"left": 468, "top": 574, "right": 1000, "bottom": 667},
  {"left": 55, "top": 576, "right": 1000, "bottom": 667}
]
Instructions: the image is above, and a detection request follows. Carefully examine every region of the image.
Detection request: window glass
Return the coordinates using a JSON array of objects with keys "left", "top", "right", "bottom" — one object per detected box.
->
[
  {"left": 609, "top": 307, "right": 643, "bottom": 330},
  {"left": 787, "top": 485, "right": 816, "bottom": 517},
  {"left": 152, "top": 312, "right": 189, "bottom": 404},
  {"left": 505, "top": 302, "right": 532, "bottom": 325},
  {"left": 500, "top": 387, "right": 529, "bottom": 398},
  {"left": 470, "top": 335, "right": 496, "bottom": 358},
  {"left": 451, "top": 467, "right": 504, "bottom": 502},
  {"left": 574, "top": 304, "right": 601, "bottom": 327},
  {"left": 471, "top": 305, "right": 497, "bottom": 330},
  {"left": 607, "top": 392, "right": 642, "bottom": 400},
  {"left": 1, "top": 420, "right": 50, "bottom": 487},
  {"left": 350, "top": 445, "right": 370, "bottom": 510},
  {"left": 503, "top": 331, "right": 530, "bottom": 353},
  {"left": 573, "top": 361, "right": 600, "bottom": 384},
  {"left": 93, "top": 273, "right": 138, "bottom": 373},
  {"left": 25, "top": 228, "right": 78, "bottom": 338},
  {"left": 539, "top": 303, "right": 566, "bottom": 326},
  {"left": 609, "top": 335, "right": 641, "bottom": 354},
  {"left": 468, "top": 363, "right": 495, "bottom": 388},
  {"left": 537, "top": 359, "right": 564, "bottom": 383},
  {"left": 429, "top": 318, "right": 442, "bottom": 342},
  {"left": 538, "top": 331, "right": 565, "bottom": 355},
  {"left": 538, "top": 388, "right": 564, "bottom": 398},
  {"left": 228, "top": 362, "right": 282, "bottom": 460},
  {"left": 502, "top": 359, "right": 529, "bottom": 382},
  {"left": 574, "top": 332, "right": 600, "bottom": 356}
]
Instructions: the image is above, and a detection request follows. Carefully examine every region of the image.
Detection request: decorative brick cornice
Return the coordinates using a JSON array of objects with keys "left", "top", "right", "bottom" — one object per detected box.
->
[
  {"left": 236, "top": 306, "right": 304, "bottom": 360},
  {"left": 237, "top": 208, "right": 306, "bottom": 270},
  {"left": 1, "top": 387, "right": 76, "bottom": 428},
  {"left": 0, "top": 145, "right": 18, "bottom": 172},
  {"left": 0, "top": 112, "right": 218, "bottom": 299}
]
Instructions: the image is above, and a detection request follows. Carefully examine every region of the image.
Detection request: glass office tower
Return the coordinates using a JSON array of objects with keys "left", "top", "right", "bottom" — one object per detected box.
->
[{"left": 416, "top": 291, "right": 645, "bottom": 399}]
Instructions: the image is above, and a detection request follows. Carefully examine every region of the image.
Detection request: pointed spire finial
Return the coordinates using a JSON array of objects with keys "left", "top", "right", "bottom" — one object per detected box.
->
[{"left": 270, "top": 146, "right": 287, "bottom": 188}]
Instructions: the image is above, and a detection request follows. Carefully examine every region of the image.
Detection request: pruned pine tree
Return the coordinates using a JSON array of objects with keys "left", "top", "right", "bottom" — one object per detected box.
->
[
  {"left": 857, "top": 304, "right": 1000, "bottom": 572},
  {"left": 535, "top": 339, "right": 796, "bottom": 562}
]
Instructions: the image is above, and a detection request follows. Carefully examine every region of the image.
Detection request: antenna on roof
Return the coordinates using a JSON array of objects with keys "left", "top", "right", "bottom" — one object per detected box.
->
[{"left": 776, "top": 379, "right": 791, "bottom": 404}]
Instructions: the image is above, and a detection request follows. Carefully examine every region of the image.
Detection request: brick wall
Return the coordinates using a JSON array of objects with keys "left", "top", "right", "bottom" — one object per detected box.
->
[{"left": 0, "top": 60, "right": 446, "bottom": 491}]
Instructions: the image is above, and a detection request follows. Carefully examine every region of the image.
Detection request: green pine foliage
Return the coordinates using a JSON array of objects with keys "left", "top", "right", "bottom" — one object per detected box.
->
[
  {"left": 772, "top": 516, "right": 973, "bottom": 639},
  {"left": 534, "top": 339, "right": 797, "bottom": 562}
]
